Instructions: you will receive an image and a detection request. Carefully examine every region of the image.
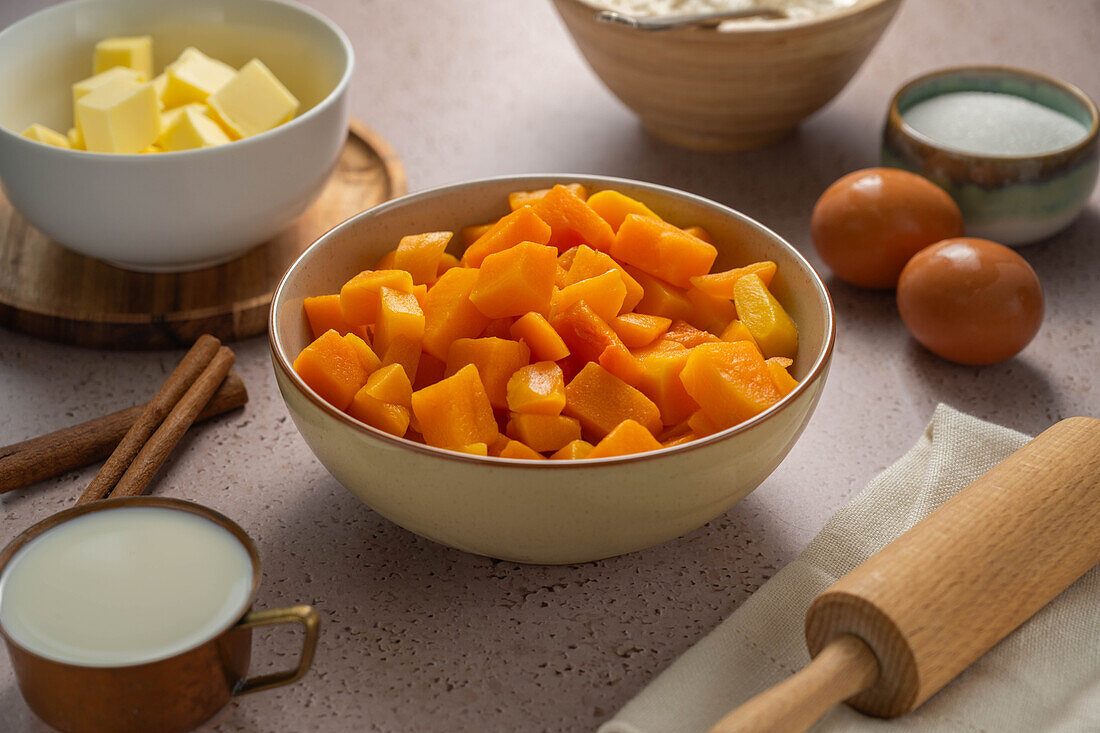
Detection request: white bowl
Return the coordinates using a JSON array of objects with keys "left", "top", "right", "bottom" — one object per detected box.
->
[
  {"left": 0, "top": 0, "right": 352, "bottom": 272},
  {"left": 270, "top": 175, "right": 835, "bottom": 564}
]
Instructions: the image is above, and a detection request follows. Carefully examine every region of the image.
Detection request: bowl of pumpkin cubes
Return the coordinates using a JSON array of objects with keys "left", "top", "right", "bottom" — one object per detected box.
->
[
  {"left": 270, "top": 175, "right": 835, "bottom": 563},
  {"left": 0, "top": 0, "right": 351, "bottom": 270}
]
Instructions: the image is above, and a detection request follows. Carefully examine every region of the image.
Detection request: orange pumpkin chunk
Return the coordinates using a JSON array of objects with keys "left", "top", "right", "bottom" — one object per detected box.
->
[
  {"left": 339, "top": 270, "right": 415, "bottom": 325},
  {"left": 411, "top": 364, "right": 498, "bottom": 449},
  {"left": 509, "top": 183, "right": 587, "bottom": 211},
  {"left": 550, "top": 301, "right": 625, "bottom": 364},
  {"left": 565, "top": 245, "right": 644, "bottom": 312},
  {"left": 530, "top": 184, "right": 615, "bottom": 253},
  {"left": 412, "top": 352, "right": 446, "bottom": 391},
  {"left": 732, "top": 273, "right": 798, "bottom": 358},
  {"left": 510, "top": 312, "right": 570, "bottom": 361},
  {"left": 682, "top": 225, "right": 712, "bottom": 244},
  {"left": 462, "top": 207, "right": 552, "bottom": 267},
  {"left": 498, "top": 439, "right": 548, "bottom": 460},
  {"left": 587, "top": 419, "right": 663, "bottom": 459},
  {"left": 506, "top": 361, "right": 566, "bottom": 415},
  {"left": 374, "top": 286, "right": 425, "bottom": 358},
  {"left": 437, "top": 253, "right": 459, "bottom": 276},
  {"left": 362, "top": 363, "right": 413, "bottom": 407},
  {"left": 461, "top": 222, "right": 494, "bottom": 247},
  {"left": 375, "top": 250, "right": 397, "bottom": 270},
  {"left": 558, "top": 246, "right": 580, "bottom": 271},
  {"left": 634, "top": 340, "right": 697, "bottom": 426},
  {"left": 597, "top": 344, "right": 644, "bottom": 389},
  {"left": 610, "top": 313, "right": 671, "bottom": 348},
  {"left": 550, "top": 440, "right": 594, "bottom": 460},
  {"left": 626, "top": 265, "right": 693, "bottom": 322},
  {"left": 381, "top": 336, "right": 422, "bottom": 384},
  {"left": 481, "top": 317, "right": 515, "bottom": 339},
  {"left": 586, "top": 189, "right": 662, "bottom": 231},
  {"left": 663, "top": 320, "right": 719, "bottom": 348},
  {"left": 720, "top": 319, "right": 758, "bottom": 346},
  {"left": 469, "top": 241, "right": 557, "bottom": 319},
  {"left": 563, "top": 362, "right": 662, "bottom": 439},
  {"left": 685, "top": 286, "right": 737, "bottom": 335},
  {"left": 348, "top": 390, "right": 410, "bottom": 437},
  {"left": 421, "top": 267, "right": 491, "bottom": 361},
  {"left": 506, "top": 413, "right": 582, "bottom": 452},
  {"left": 679, "top": 341, "right": 782, "bottom": 430},
  {"left": 394, "top": 231, "right": 452, "bottom": 285},
  {"left": 292, "top": 330, "right": 370, "bottom": 411},
  {"left": 610, "top": 214, "right": 718, "bottom": 288},
  {"left": 303, "top": 294, "right": 367, "bottom": 340},
  {"left": 766, "top": 357, "right": 800, "bottom": 396},
  {"left": 687, "top": 409, "right": 722, "bottom": 437},
  {"left": 445, "top": 337, "right": 531, "bottom": 411},
  {"left": 455, "top": 442, "right": 489, "bottom": 456},
  {"left": 550, "top": 270, "right": 627, "bottom": 322},
  {"left": 343, "top": 333, "right": 382, "bottom": 374},
  {"left": 690, "top": 261, "right": 777, "bottom": 299}
]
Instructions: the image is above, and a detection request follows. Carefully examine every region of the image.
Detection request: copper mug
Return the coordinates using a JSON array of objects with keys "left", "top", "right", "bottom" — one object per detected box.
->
[{"left": 0, "top": 497, "right": 320, "bottom": 733}]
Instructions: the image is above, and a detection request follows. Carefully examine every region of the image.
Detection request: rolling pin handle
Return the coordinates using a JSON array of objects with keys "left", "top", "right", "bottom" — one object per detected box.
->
[{"left": 707, "top": 634, "right": 879, "bottom": 733}]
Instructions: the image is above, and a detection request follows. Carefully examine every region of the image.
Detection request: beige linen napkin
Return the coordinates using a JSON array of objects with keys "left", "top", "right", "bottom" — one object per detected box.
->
[{"left": 601, "top": 405, "right": 1100, "bottom": 733}]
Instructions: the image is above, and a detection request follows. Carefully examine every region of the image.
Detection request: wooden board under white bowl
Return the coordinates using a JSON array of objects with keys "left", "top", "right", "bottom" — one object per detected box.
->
[{"left": 0, "top": 119, "right": 406, "bottom": 350}]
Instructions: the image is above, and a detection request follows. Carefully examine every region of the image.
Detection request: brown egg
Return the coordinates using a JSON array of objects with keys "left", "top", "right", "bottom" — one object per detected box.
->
[
  {"left": 811, "top": 168, "right": 964, "bottom": 289},
  {"left": 897, "top": 238, "right": 1044, "bottom": 366}
]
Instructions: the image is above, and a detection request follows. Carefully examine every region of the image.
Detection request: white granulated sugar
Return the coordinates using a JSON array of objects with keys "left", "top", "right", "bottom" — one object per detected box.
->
[
  {"left": 903, "top": 91, "right": 1088, "bottom": 156},
  {"left": 583, "top": 0, "right": 860, "bottom": 22}
]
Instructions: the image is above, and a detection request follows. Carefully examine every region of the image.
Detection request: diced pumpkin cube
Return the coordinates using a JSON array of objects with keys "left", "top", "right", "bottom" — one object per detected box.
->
[
  {"left": 339, "top": 270, "right": 414, "bottom": 325},
  {"left": 663, "top": 320, "right": 719, "bottom": 348},
  {"left": 597, "top": 344, "right": 644, "bottom": 389},
  {"left": 662, "top": 431, "right": 702, "bottom": 448},
  {"left": 509, "top": 312, "right": 570, "bottom": 361},
  {"left": 550, "top": 440, "right": 595, "bottom": 460},
  {"left": 558, "top": 246, "right": 580, "bottom": 271},
  {"left": 445, "top": 337, "right": 531, "bottom": 411},
  {"left": 586, "top": 189, "right": 662, "bottom": 231},
  {"left": 679, "top": 341, "right": 782, "bottom": 430},
  {"left": 347, "top": 390, "right": 410, "bottom": 437},
  {"left": 461, "top": 222, "right": 494, "bottom": 247},
  {"left": 303, "top": 294, "right": 367, "bottom": 340},
  {"left": 343, "top": 333, "right": 382, "bottom": 375},
  {"left": 411, "top": 364, "right": 498, "bottom": 449},
  {"left": 550, "top": 270, "right": 627, "bottom": 322},
  {"left": 626, "top": 265, "right": 693, "bottom": 322},
  {"left": 486, "top": 432, "right": 512, "bottom": 457},
  {"left": 381, "top": 336, "right": 422, "bottom": 383},
  {"left": 498, "top": 439, "right": 548, "bottom": 460},
  {"left": 685, "top": 286, "right": 737, "bottom": 335},
  {"left": 687, "top": 409, "right": 722, "bottom": 437},
  {"left": 610, "top": 313, "right": 671, "bottom": 348},
  {"left": 682, "top": 225, "right": 712, "bottom": 244},
  {"left": 555, "top": 263, "right": 571, "bottom": 288},
  {"left": 530, "top": 184, "right": 614, "bottom": 253},
  {"left": 412, "top": 352, "right": 446, "bottom": 391},
  {"left": 766, "top": 357, "right": 799, "bottom": 396},
  {"left": 549, "top": 301, "right": 625, "bottom": 364},
  {"left": 563, "top": 362, "right": 662, "bottom": 439},
  {"left": 506, "top": 361, "right": 566, "bottom": 415},
  {"left": 421, "top": 267, "right": 491, "bottom": 360},
  {"left": 455, "top": 442, "right": 488, "bottom": 456},
  {"left": 394, "top": 231, "right": 452, "bottom": 285},
  {"left": 634, "top": 341, "right": 697, "bottom": 426},
  {"left": 610, "top": 214, "right": 717, "bottom": 288},
  {"left": 469, "top": 241, "right": 557, "bottom": 318},
  {"left": 292, "top": 330, "right": 370, "bottom": 411},
  {"left": 362, "top": 362, "right": 413, "bottom": 407},
  {"left": 508, "top": 183, "right": 587, "bottom": 210},
  {"left": 565, "top": 245, "right": 644, "bottom": 312},
  {"left": 481, "top": 317, "right": 515, "bottom": 339},
  {"left": 690, "top": 261, "right": 777, "bottom": 299},
  {"left": 462, "top": 207, "right": 552, "bottom": 267},
  {"left": 587, "top": 419, "right": 663, "bottom": 459},
  {"left": 506, "top": 413, "right": 582, "bottom": 452},
  {"left": 732, "top": 273, "right": 798, "bottom": 358},
  {"left": 437, "top": 253, "right": 459, "bottom": 276},
  {"left": 373, "top": 287, "right": 425, "bottom": 357},
  {"left": 375, "top": 249, "right": 397, "bottom": 270}
]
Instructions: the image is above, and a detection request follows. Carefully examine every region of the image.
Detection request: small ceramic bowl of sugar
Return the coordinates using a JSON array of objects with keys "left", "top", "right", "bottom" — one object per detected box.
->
[{"left": 882, "top": 66, "right": 1098, "bottom": 246}]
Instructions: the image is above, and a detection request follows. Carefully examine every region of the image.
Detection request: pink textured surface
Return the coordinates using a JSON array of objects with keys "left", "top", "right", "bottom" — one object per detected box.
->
[{"left": 0, "top": 0, "right": 1097, "bottom": 730}]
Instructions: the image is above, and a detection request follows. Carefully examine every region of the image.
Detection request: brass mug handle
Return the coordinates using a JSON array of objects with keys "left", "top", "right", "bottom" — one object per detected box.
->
[{"left": 232, "top": 604, "right": 320, "bottom": 696}]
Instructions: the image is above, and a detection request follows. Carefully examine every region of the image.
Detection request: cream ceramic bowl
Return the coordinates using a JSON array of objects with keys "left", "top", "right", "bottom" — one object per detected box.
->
[
  {"left": 552, "top": 0, "right": 902, "bottom": 151},
  {"left": 270, "top": 175, "right": 835, "bottom": 564},
  {"left": 0, "top": 0, "right": 352, "bottom": 272}
]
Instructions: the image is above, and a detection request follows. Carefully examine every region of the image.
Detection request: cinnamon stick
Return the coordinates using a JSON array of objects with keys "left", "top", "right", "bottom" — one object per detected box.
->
[
  {"left": 108, "top": 346, "right": 236, "bottom": 500},
  {"left": 0, "top": 371, "right": 247, "bottom": 494},
  {"left": 77, "top": 335, "right": 221, "bottom": 504}
]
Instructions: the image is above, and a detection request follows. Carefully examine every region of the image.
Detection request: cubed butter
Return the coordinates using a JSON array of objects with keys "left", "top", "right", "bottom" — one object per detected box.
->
[
  {"left": 152, "top": 73, "right": 168, "bottom": 108},
  {"left": 72, "top": 67, "right": 144, "bottom": 111},
  {"left": 208, "top": 59, "right": 298, "bottom": 139},
  {"left": 22, "top": 124, "right": 71, "bottom": 148},
  {"left": 162, "top": 47, "right": 235, "bottom": 108},
  {"left": 93, "top": 36, "right": 153, "bottom": 81},
  {"left": 158, "top": 102, "right": 211, "bottom": 133},
  {"left": 157, "top": 106, "right": 230, "bottom": 151},
  {"left": 76, "top": 80, "right": 159, "bottom": 154},
  {"left": 67, "top": 126, "right": 85, "bottom": 150}
]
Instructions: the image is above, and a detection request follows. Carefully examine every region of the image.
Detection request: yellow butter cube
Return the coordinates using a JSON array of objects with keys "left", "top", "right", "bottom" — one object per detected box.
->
[
  {"left": 76, "top": 80, "right": 159, "bottom": 154},
  {"left": 208, "top": 59, "right": 298, "bottom": 139},
  {"left": 152, "top": 73, "right": 168, "bottom": 109},
  {"left": 67, "top": 126, "right": 85, "bottom": 150},
  {"left": 93, "top": 35, "right": 153, "bottom": 81},
  {"left": 162, "top": 47, "right": 235, "bottom": 108},
  {"left": 72, "top": 67, "right": 144, "bottom": 112},
  {"left": 22, "top": 124, "right": 71, "bottom": 148},
  {"left": 157, "top": 107, "right": 230, "bottom": 151},
  {"left": 158, "top": 102, "right": 211, "bottom": 134}
]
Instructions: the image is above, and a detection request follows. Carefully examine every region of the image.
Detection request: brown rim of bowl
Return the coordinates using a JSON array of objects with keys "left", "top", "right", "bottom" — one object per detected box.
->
[
  {"left": 269, "top": 173, "right": 836, "bottom": 469},
  {"left": 0, "top": 496, "right": 261, "bottom": 668},
  {"left": 887, "top": 65, "right": 1100, "bottom": 163},
  {"left": 557, "top": 0, "right": 900, "bottom": 35}
]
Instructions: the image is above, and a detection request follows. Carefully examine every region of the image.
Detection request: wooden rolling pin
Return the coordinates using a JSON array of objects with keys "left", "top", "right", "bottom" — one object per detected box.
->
[{"left": 710, "top": 416, "right": 1100, "bottom": 733}]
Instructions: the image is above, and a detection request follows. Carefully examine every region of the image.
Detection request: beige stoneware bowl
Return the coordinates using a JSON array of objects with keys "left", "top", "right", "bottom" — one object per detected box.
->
[
  {"left": 0, "top": 0, "right": 351, "bottom": 271},
  {"left": 552, "top": 0, "right": 902, "bottom": 151},
  {"left": 270, "top": 175, "right": 835, "bottom": 564}
]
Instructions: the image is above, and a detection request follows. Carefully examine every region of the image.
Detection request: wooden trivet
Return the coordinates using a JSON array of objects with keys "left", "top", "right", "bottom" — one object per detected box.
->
[{"left": 0, "top": 119, "right": 406, "bottom": 349}]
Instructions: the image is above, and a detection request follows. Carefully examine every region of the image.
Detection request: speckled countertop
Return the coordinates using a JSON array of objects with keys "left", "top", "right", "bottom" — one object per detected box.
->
[{"left": 1, "top": 1, "right": 1097, "bottom": 731}]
